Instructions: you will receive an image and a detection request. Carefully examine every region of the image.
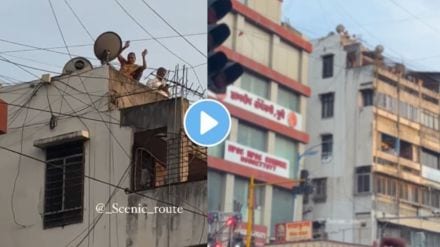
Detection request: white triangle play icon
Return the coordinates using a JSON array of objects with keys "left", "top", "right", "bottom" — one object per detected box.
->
[{"left": 200, "top": 111, "right": 218, "bottom": 135}]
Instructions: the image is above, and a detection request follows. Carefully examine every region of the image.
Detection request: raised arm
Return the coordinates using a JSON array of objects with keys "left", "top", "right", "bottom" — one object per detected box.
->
[
  {"left": 141, "top": 49, "right": 148, "bottom": 70},
  {"left": 118, "top": 41, "right": 130, "bottom": 64}
]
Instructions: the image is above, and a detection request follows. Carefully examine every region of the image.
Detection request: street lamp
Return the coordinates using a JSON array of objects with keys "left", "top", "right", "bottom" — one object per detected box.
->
[
  {"left": 293, "top": 143, "right": 321, "bottom": 180},
  {"left": 292, "top": 143, "right": 320, "bottom": 221}
]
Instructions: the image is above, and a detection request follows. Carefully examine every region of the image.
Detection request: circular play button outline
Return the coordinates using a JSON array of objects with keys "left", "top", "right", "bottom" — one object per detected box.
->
[{"left": 183, "top": 99, "right": 231, "bottom": 147}]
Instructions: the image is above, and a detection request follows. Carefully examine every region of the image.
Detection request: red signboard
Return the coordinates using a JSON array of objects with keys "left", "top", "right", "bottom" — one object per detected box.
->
[
  {"left": 236, "top": 223, "right": 267, "bottom": 247},
  {"left": 275, "top": 221, "right": 312, "bottom": 242}
]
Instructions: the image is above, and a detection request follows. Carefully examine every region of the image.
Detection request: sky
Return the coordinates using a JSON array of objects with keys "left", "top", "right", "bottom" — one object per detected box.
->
[
  {"left": 0, "top": 0, "right": 207, "bottom": 96},
  {"left": 282, "top": 0, "right": 440, "bottom": 72}
]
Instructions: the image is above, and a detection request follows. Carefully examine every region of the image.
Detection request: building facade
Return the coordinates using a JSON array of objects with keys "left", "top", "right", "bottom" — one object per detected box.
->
[
  {"left": 208, "top": 0, "right": 312, "bottom": 243},
  {"left": 304, "top": 27, "right": 440, "bottom": 246},
  {"left": 0, "top": 65, "right": 207, "bottom": 246}
]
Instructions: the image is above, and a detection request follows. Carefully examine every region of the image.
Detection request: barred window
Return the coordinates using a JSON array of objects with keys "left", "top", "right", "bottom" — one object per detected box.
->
[
  {"left": 320, "top": 93, "right": 334, "bottom": 118},
  {"left": 360, "top": 89, "right": 374, "bottom": 107},
  {"left": 132, "top": 130, "right": 207, "bottom": 192},
  {"left": 44, "top": 141, "right": 84, "bottom": 228},
  {"left": 321, "top": 134, "right": 333, "bottom": 160},
  {"left": 322, "top": 54, "right": 334, "bottom": 78},
  {"left": 355, "top": 166, "right": 371, "bottom": 194},
  {"left": 312, "top": 178, "right": 327, "bottom": 203}
]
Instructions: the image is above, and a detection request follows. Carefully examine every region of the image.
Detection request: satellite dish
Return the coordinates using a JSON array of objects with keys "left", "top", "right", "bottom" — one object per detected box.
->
[
  {"left": 94, "top": 31, "right": 122, "bottom": 64},
  {"left": 336, "top": 24, "right": 345, "bottom": 34},
  {"left": 375, "top": 45, "right": 384, "bottom": 54},
  {"left": 62, "top": 57, "right": 93, "bottom": 75}
]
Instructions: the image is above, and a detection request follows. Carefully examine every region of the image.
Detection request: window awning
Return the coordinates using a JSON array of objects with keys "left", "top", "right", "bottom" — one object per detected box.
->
[{"left": 34, "top": 130, "right": 89, "bottom": 149}]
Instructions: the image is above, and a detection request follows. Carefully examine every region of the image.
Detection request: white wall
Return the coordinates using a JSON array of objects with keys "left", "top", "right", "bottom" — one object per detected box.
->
[
  {"left": 0, "top": 66, "right": 206, "bottom": 246},
  {"left": 304, "top": 34, "right": 375, "bottom": 244}
]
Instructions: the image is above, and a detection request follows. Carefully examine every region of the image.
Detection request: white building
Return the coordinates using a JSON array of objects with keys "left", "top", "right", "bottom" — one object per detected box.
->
[
  {"left": 0, "top": 63, "right": 207, "bottom": 247},
  {"left": 304, "top": 27, "right": 440, "bottom": 246}
]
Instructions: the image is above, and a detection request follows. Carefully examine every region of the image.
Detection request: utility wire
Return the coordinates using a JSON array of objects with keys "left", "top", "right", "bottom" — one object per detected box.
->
[
  {"left": 388, "top": 0, "right": 440, "bottom": 38},
  {"left": 48, "top": 0, "right": 72, "bottom": 58},
  {"left": 64, "top": 0, "right": 94, "bottom": 42},
  {"left": 0, "top": 145, "right": 206, "bottom": 217},
  {"left": 5, "top": 101, "right": 120, "bottom": 125},
  {"left": 113, "top": 0, "right": 204, "bottom": 89},
  {"left": 0, "top": 33, "right": 205, "bottom": 55},
  {"left": 139, "top": 0, "right": 206, "bottom": 58},
  {"left": 10, "top": 104, "right": 32, "bottom": 228}
]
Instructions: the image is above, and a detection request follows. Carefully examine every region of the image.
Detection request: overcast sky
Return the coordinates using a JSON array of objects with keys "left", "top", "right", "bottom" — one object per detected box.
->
[
  {"left": 0, "top": 0, "right": 206, "bottom": 94},
  {"left": 283, "top": 0, "right": 440, "bottom": 72}
]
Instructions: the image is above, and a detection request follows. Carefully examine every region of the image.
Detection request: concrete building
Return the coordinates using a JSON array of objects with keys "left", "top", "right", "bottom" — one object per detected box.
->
[
  {"left": 208, "top": 0, "right": 312, "bottom": 244},
  {"left": 304, "top": 26, "right": 440, "bottom": 246},
  {"left": 0, "top": 63, "right": 207, "bottom": 246}
]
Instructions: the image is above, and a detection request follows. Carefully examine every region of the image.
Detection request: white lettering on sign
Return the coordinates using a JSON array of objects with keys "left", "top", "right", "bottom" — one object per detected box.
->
[
  {"left": 224, "top": 141, "right": 289, "bottom": 178},
  {"left": 224, "top": 86, "right": 302, "bottom": 131}
]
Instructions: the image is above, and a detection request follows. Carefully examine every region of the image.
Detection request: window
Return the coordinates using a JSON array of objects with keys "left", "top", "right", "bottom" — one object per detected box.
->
[
  {"left": 208, "top": 141, "right": 225, "bottom": 158},
  {"left": 380, "top": 133, "right": 397, "bottom": 155},
  {"left": 321, "top": 134, "right": 333, "bottom": 160},
  {"left": 399, "top": 140, "right": 413, "bottom": 160},
  {"left": 44, "top": 141, "right": 84, "bottom": 228},
  {"left": 240, "top": 72, "right": 269, "bottom": 99},
  {"left": 386, "top": 178, "right": 397, "bottom": 197},
  {"left": 421, "top": 148, "right": 440, "bottom": 169},
  {"left": 408, "top": 184, "right": 418, "bottom": 203},
  {"left": 312, "top": 178, "right": 327, "bottom": 202},
  {"left": 232, "top": 176, "right": 264, "bottom": 224},
  {"left": 237, "top": 121, "right": 267, "bottom": 151},
  {"left": 361, "top": 89, "right": 374, "bottom": 106},
  {"left": 277, "top": 85, "right": 300, "bottom": 112},
  {"left": 320, "top": 92, "right": 334, "bottom": 118},
  {"left": 399, "top": 182, "right": 409, "bottom": 201},
  {"left": 271, "top": 187, "right": 294, "bottom": 235},
  {"left": 253, "top": 186, "right": 264, "bottom": 225},
  {"left": 208, "top": 170, "right": 224, "bottom": 211},
  {"left": 233, "top": 176, "right": 248, "bottom": 219},
  {"left": 133, "top": 147, "right": 166, "bottom": 190},
  {"left": 275, "top": 135, "right": 298, "bottom": 178},
  {"left": 420, "top": 110, "right": 439, "bottom": 130},
  {"left": 399, "top": 101, "right": 418, "bottom": 122},
  {"left": 421, "top": 187, "right": 430, "bottom": 206},
  {"left": 322, "top": 54, "right": 334, "bottom": 78},
  {"left": 380, "top": 133, "right": 413, "bottom": 160},
  {"left": 374, "top": 175, "right": 386, "bottom": 195},
  {"left": 376, "top": 93, "right": 398, "bottom": 114},
  {"left": 355, "top": 166, "right": 371, "bottom": 193},
  {"left": 431, "top": 189, "right": 440, "bottom": 208}
]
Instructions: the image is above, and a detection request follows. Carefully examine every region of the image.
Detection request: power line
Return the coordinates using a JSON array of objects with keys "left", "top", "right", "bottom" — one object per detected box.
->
[
  {"left": 48, "top": 0, "right": 72, "bottom": 58},
  {"left": 139, "top": 0, "right": 206, "bottom": 58},
  {"left": 0, "top": 144, "right": 206, "bottom": 217},
  {"left": 0, "top": 55, "right": 40, "bottom": 78},
  {"left": 64, "top": 0, "right": 95, "bottom": 42},
  {"left": 0, "top": 33, "right": 205, "bottom": 55},
  {"left": 113, "top": 0, "right": 204, "bottom": 89},
  {"left": 5, "top": 101, "right": 120, "bottom": 125},
  {"left": 388, "top": 0, "right": 440, "bottom": 38},
  {"left": 1, "top": 50, "right": 207, "bottom": 245}
]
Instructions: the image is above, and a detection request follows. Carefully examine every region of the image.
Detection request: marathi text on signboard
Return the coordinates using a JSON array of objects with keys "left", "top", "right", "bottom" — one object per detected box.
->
[{"left": 224, "top": 141, "right": 290, "bottom": 178}]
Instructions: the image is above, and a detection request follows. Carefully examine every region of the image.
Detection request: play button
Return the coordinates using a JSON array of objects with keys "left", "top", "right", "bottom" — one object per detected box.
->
[
  {"left": 200, "top": 111, "right": 218, "bottom": 135},
  {"left": 184, "top": 99, "right": 231, "bottom": 147}
]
